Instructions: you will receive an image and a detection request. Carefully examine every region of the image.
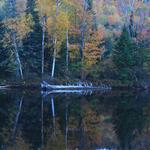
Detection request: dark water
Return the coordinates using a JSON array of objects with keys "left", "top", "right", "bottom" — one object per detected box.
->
[{"left": 0, "top": 89, "right": 150, "bottom": 150}]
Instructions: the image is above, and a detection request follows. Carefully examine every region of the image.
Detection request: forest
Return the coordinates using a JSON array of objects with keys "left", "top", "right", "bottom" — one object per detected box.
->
[
  {"left": 1, "top": 1, "right": 150, "bottom": 149},
  {"left": 0, "top": 0, "right": 150, "bottom": 87}
]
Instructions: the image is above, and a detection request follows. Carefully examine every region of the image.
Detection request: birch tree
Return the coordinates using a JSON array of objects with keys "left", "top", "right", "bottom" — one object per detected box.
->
[
  {"left": 3, "top": 0, "right": 33, "bottom": 79},
  {"left": 60, "top": 0, "right": 78, "bottom": 71},
  {"left": 36, "top": 0, "right": 53, "bottom": 78},
  {"left": 37, "top": 0, "right": 66, "bottom": 78},
  {"left": 117, "top": 0, "right": 143, "bottom": 36},
  {"left": 46, "top": 0, "right": 72, "bottom": 78},
  {"left": 51, "top": 0, "right": 59, "bottom": 79}
]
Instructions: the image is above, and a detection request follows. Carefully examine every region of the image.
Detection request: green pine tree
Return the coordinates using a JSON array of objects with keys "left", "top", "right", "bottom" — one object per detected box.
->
[{"left": 113, "top": 27, "right": 136, "bottom": 81}]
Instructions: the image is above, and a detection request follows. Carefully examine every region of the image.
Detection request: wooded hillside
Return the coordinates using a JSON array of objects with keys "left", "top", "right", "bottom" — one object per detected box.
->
[{"left": 0, "top": 0, "right": 150, "bottom": 84}]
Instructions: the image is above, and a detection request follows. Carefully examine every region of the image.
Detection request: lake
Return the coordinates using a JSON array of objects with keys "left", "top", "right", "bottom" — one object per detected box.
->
[{"left": 0, "top": 89, "right": 150, "bottom": 150}]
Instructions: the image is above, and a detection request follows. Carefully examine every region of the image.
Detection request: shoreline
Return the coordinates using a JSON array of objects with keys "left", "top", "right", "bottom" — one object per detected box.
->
[
  {"left": 0, "top": 79, "right": 149, "bottom": 91},
  {"left": 0, "top": 84, "right": 143, "bottom": 91}
]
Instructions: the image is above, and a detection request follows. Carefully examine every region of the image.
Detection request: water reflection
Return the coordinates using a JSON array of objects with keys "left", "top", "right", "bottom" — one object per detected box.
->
[{"left": 0, "top": 90, "right": 150, "bottom": 150}]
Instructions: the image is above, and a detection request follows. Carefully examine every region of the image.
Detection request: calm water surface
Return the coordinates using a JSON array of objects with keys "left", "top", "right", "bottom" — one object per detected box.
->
[{"left": 0, "top": 89, "right": 150, "bottom": 150}]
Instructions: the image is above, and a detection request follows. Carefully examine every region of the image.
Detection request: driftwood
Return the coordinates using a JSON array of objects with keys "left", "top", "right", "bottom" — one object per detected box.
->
[{"left": 41, "top": 81, "right": 112, "bottom": 91}]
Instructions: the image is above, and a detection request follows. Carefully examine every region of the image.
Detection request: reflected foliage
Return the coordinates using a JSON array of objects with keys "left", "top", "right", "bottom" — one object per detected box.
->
[{"left": 0, "top": 90, "right": 150, "bottom": 149}]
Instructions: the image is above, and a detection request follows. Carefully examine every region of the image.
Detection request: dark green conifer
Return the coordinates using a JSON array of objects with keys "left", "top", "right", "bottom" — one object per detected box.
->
[{"left": 113, "top": 27, "right": 136, "bottom": 80}]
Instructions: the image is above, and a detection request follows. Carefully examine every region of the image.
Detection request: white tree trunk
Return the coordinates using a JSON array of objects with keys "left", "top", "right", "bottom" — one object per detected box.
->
[
  {"left": 51, "top": 37, "right": 57, "bottom": 78},
  {"left": 42, "top": 17, "right": 46, "bottom": 77},
  {"left": 50, "top": 0, "right": 59, "bottom": 79},
  {"left": 12, "top": 33, "right": 24, "bottom": 80}
]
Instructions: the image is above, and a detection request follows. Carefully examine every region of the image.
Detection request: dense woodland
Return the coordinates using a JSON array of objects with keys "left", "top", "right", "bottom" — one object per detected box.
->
[{"left": 0, "top": 0, "right": 150, "bottom": 85}]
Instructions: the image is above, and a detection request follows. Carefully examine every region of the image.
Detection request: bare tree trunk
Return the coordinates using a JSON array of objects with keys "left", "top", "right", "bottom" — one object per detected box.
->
[
  {"left": 51, "top": 37, "right": 57, "bottom": 78},
  {"left": 66, "top": 29, "right": 69, "bottom": 71},
  {"left": 42, "top": 16, "right": 46, "bottom": 78},
  {"left": 12, "top": 33, "right": 24, "bottom": 80},
  {"left": 9, "top": 0, "right": 23, "bottom": 79},
  {"left": 119, "top": 0, "right": 136, "bottom": 36},
  {"left": 129, "top": 11, "right": 135, "bottom": 37},
  {"left": 50, "top": 0, "right": 59, "bottom": 79}
]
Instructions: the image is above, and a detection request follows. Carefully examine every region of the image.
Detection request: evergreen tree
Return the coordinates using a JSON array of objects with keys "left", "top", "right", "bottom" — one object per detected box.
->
[
  {"left": 0, "top": 22, "right": 8, "bottom": 78},
  {"left": 23, "top": 0, "right": 42, "bottom": 77},
  {"left": 113, "top": 27, "right": 136, "bottom": 80}
]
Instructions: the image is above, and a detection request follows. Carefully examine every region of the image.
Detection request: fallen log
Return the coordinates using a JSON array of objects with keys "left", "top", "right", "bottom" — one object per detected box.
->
[{"left": 41, "top": 81, "right": 112, "bottom": 91}]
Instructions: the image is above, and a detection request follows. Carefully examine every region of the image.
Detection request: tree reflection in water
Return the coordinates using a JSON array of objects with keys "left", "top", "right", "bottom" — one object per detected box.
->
[{"left": 0, "top": 90, "right": 150, "bottom": 150}]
